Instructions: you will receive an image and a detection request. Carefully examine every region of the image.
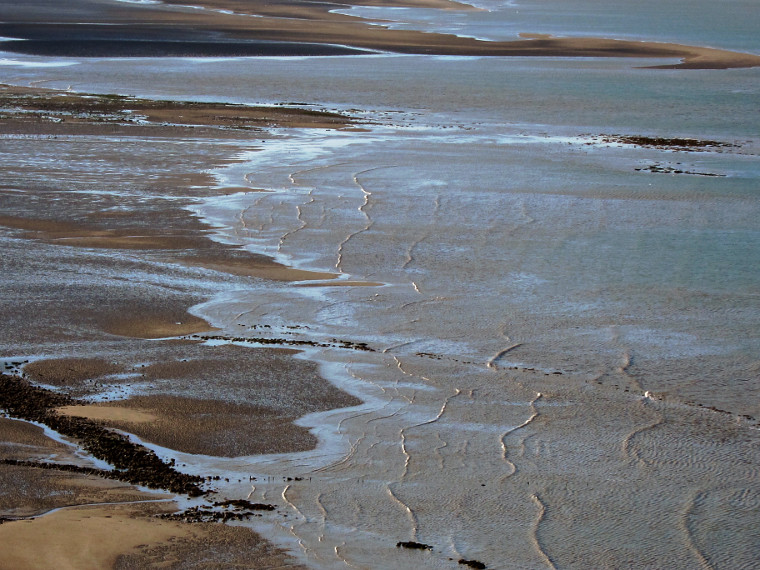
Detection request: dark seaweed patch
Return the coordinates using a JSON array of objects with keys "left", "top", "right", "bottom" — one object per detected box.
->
[
  {"left": 0, "top": 373, "right": 205, "bottom": 496},
  {"left": 592, "top": 134, "right": 738, "bottom": 151},
  {"left": 396, "top": 541, "right": 432, "bottom": 550},
  {"left": 459, "top": 559, "right": 487, "bottom": 569},
  {"left": 192, "top": 334, "right": 374, "bottom": 352}
]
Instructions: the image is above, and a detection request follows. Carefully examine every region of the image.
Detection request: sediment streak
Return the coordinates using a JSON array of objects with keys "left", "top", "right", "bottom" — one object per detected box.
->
[
  {"left": 500, "top": 392, "right": 542, "bottom": 478},
  {"left": 402, "top": 191, "right": 441, "bottom": 272},
  {"left": 621, "top": 397, "right": 664, "bottom": 466},
  {"left": 680, "top": 490, "right": 714, "bottom": 570},
  {"left": 279, "top": 163, "right": 348, "bottom": 252},
  {"left": 386, "top": 483, "right": 419, "bottom": 542},
  {"left": 487, "top": 342, "right": 523, "bottom": 369},
  {"left": 335, "top": 167, "right": 388, "bottom": 272},
  {"left": 530, "top": 493, "right": 557, "bottom": 569}
]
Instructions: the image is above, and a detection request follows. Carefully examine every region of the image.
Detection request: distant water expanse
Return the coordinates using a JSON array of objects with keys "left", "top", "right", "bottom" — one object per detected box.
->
[
  {"left": 334, "top": 0, "right": 760, "bottom": 52},
  {"left": 2, "top": 0, "right": 759, "bottom": 567}
]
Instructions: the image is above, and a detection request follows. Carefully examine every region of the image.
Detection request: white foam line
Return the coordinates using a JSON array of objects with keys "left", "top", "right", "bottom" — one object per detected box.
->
[
  {"left": 530, "top": 493, "right": 557, "bottom": 569},
  {"left": 282, "top": 484, "right": 306, "bottom": 520},
  {"left": 17, "top": 497, "right": 176, "bottom": 522},
  {"left": 386, "top": 483, "right": 419, "bottom": 541},
  {"left": 0, "top": 57, "right": 79, "bottom": 68},
  {"left": 499, "top": 392, "right": 541, "bottom": 477}
]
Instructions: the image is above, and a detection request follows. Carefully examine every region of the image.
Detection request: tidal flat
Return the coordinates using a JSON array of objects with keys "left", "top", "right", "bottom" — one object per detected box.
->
[{"left": 1, "top": 0, "right": 759, "bottom": 568}]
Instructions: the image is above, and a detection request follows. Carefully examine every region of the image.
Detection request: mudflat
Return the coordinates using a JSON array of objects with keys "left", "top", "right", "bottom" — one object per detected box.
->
[{"left": 0, "top": 82, "right": 361, "bottom": 566}]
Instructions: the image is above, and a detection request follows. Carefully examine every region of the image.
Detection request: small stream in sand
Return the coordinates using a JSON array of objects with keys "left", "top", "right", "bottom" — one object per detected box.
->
[{"left": 1, "top": 0, "right": 759, "bottom": 564}]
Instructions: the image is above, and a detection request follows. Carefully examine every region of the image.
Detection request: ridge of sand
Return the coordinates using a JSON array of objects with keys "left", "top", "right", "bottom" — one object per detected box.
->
[
  {"left": 55, "top": 405, "right": 159, "bottom": 424},
  {"left": 1, "top": 1, "right": 759, "bottom": 67}
]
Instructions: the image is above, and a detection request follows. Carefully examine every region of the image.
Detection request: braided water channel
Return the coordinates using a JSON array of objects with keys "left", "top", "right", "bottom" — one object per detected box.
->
[{"left": 167, "top": 111, "right": 760, "bottom": 569}]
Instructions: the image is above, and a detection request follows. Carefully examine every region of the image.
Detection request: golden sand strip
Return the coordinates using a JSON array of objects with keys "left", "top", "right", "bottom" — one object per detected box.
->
[
  {"left": 489, "top": 37, "right": 760, "bottom": 70},
  {"left": 3, "top": 0, "right": 758, "bottom": 68},
  {"left": 0, "top": 503, "right": 187, "bottom": 570},
  {"left": 56, "top": 405, "right": 158, "bottom": 424},
  {"left": 98, "top": 313, "right": 217, "bottom": 340},
  {"left": 294, "top": 280, "right": 385, "bottom": 287},
  {"left": 159, "top": 0, "right": 479, "bottom": 15},
  {"left": 183, "top": 258, "right": 338, "bottom": 282},
  {"left": 104, "top": 0, "right": 760, "bottom": 68},
  {"left": 0, "top": 502, "right": 301, "bottom": 570}
]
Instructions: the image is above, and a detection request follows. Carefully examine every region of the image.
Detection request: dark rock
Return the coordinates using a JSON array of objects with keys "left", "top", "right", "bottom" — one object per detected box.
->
[
  {"left": 459, "top": 560, "right": 486, "bottom": 569},
  {"left": 607, "top": 135, "right": 737, "bottom": 150},
  {"left": 214, "top": 499, "right": 275, "bottom": 511},
  {"left": 396, "top": 541, "right": 432, "bottom": 550}
]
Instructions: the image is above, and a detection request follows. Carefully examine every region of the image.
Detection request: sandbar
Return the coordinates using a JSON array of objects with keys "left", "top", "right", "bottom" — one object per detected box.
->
[
  {"left": 0, "top": 0, "right": 758, "bottom": 67},
  {"left": 56, "top": 396, "right": 319, "bottom": 457},
  {"left": 56, "top": 405, "right": 158, "bottom": 424},
  {"left": 24, "top": 345, "right": 362, "bottom": 456},
  {"left": 0, "top": 84, "right": 352, "bottom": 133}
]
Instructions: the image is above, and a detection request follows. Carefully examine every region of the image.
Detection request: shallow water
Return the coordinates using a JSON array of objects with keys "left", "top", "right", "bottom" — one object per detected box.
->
[
  {"left": 335, "top": 0, "right": 760, "bottom": 52},
  {"left": 2, "top": 0, "right": 759, "bottom": 567}
]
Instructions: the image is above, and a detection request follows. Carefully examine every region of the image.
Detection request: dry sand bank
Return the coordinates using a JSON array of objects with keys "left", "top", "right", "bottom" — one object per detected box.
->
[
  {"left": 1, "top": 0, "right": 759, "bottom": 67},
  {"left": 0, "top": 501, "right": 304, "bottom": 570},
  {"left": 56, "top": 405, "right": 158, "bottom": 424}
]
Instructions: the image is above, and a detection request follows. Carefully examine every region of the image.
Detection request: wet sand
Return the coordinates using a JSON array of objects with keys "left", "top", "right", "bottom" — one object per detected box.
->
[
  {"left": 0, "top": 82, "right": 362, "bottom": 566},
  {"left": 0, "top": 85, "right": 356, "bottom": 334},
  {"left": 0, "top": 416, "right": 169, "bottom": 519},
  {"left": 1, "top": 2, "right": 758, "bottom": 566},
  {"left": 55, "top": 390, "right": 356, "bottom": 457},
  {"left": 23, "top": 342, "right": 362, "bottom": 456},
  {"left": 183, "top": 253, "right": 339, "bottom": 282},
  {"left": 56, "top": 396, "right": 319, "bottom": 457},
  {"left": 0, "top": 351, "right": 343, "bottom": 565}
]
